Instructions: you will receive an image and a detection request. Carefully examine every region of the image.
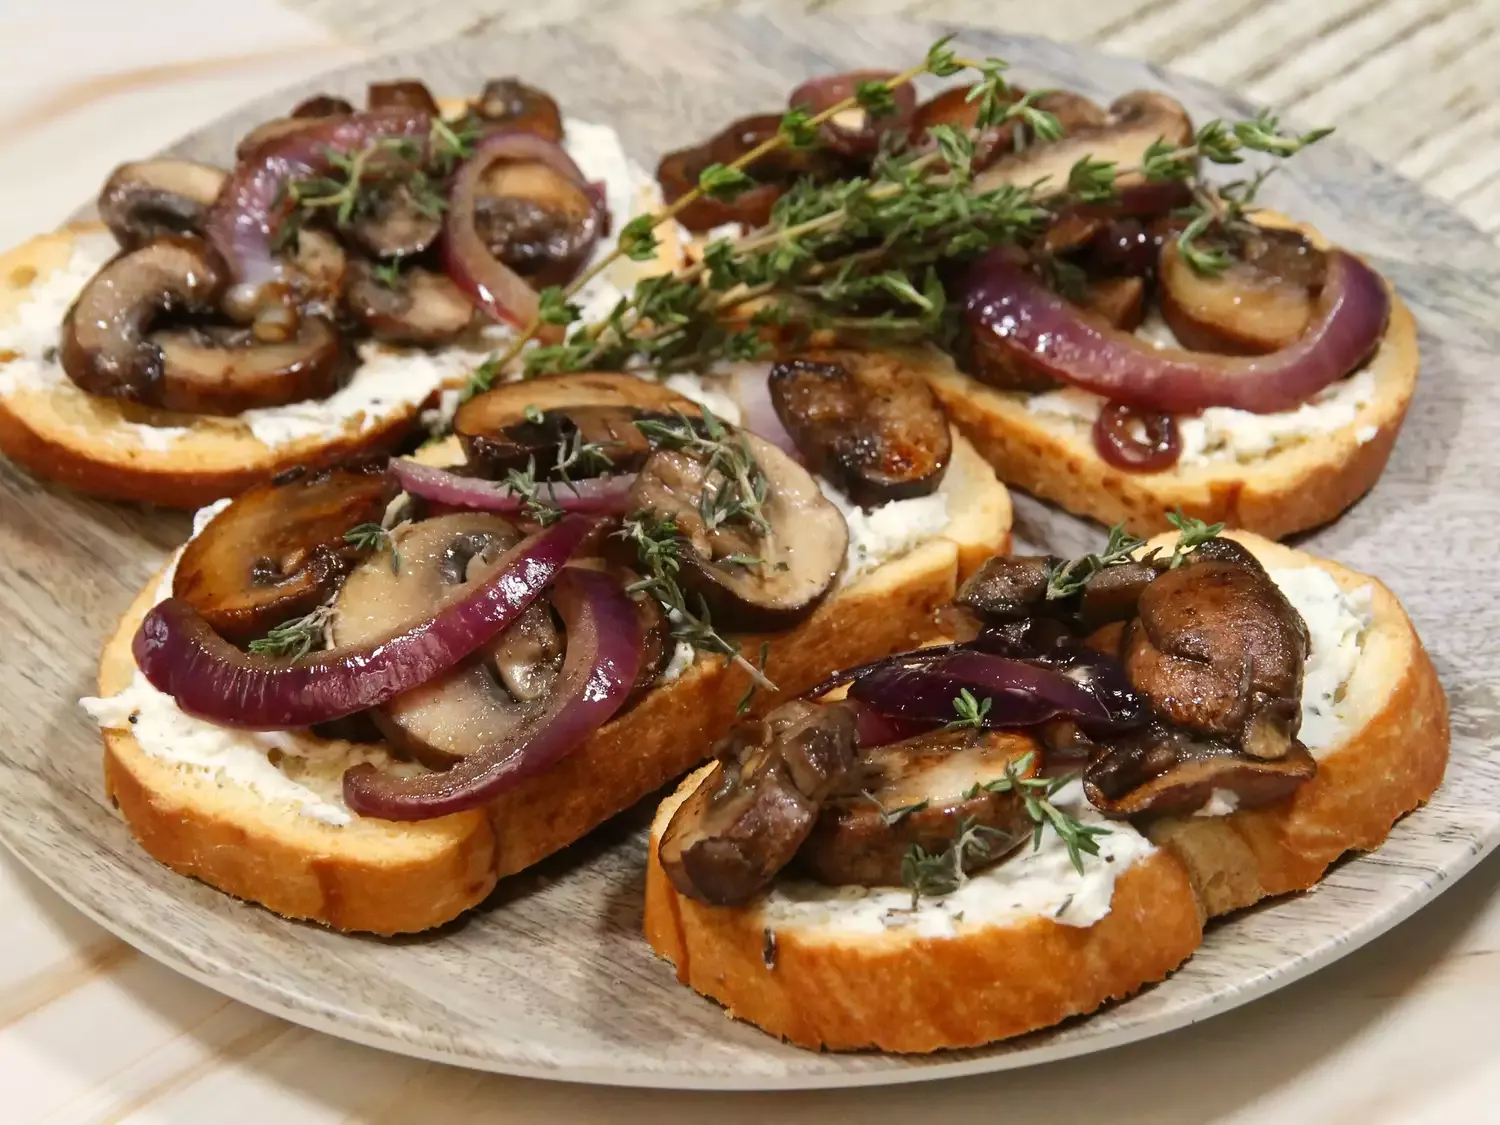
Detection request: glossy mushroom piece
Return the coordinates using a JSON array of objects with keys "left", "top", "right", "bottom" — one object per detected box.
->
[
  {"left": 367, "top": 79, "right": 441, "bottom": 115},
  {"left": 470, "top": 78, "right": 564, "bottom": 143},
  {"left": 330, "top": 512, "right": 560, "bottom": 768},
  {"left": 173, "top": 466, "right": 396, "bottom": 645},
  {"left": 98, "top": 160, "right": 229, "bottom": 249},
  {"left": 1085, "top": 538, "right": 1317, "bottom": 816},
  {"left": 345, "top": 182, "right": 444, "bottom": 259},
  {"left": 628, "top": 429, "right": 850, "bottom": 631},
  {"left": 470, "top": 157, "right": 601, "bottom": 289},
  {"left": 956, "top": 554, "right": 1162, "bottom": 631},
  {"left": 658, "top": 700, "right": 860, "bottom": 905},
  {"left": 797, "top": 728, "right": 1038, "bottom": 886},
  {"left": 768, "top": 349, "right": 951, "bottom": 506},
  {"left": 454, "top": 372, "right": 698, "bottom": 477},
  {"left": 1158, "top": 225, "right": 1327, "bottom": 354},
  {"left": 344, "top": 260, "right": 474, "bottom": 345}
]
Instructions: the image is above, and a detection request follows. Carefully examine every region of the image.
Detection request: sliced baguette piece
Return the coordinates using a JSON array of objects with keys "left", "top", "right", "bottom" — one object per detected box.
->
[
  {"left": 98, "top": 433, "right": 1011, "bottom": 934},
  {"left": 644, "top": 763, "right": 1202, "bottom": 1053},
  {"left": 921, "top": 215, "right": 1419, "bottom": 538},
  {"left": 0, "top": 223, "right": 437, "bottom": 508},
  {"left": 1143, "top": 530, "right": 1449, "bottom": 917}
]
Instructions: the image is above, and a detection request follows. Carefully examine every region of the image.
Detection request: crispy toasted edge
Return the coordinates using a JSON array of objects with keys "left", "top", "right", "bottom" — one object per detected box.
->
[
  {"left": 1142, "top": 530, "right": 1450, "bottom": 917},
  {"left": 98, "top": 434, "right": 1011, "bottom": 928},
  {"left": 643, "top": 763, "right": 1202, "bottom": 1053},
  {"left": 919, "top": 214, "right": 1421, "bottom": 539}
]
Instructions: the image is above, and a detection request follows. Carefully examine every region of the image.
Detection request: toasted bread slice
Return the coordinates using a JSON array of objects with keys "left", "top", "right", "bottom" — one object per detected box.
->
[
  {"left": 1144, "top": 531, "right": 1449, "bottom": 917},
  {"left": 921, "top": 216, "right": 1419, "bottom": 539},
  {"left": 642, "top": 531, "right": 1447, "bottom": 1051},
  {"left": 644, "top": 764, "right": 1203, "bottom": 1053},
  {"left": 0, "top": 223, "right": 453, "bottom": 508},
  {"left": 96, "top": 433, "right": 1010, "bottom": 934}
]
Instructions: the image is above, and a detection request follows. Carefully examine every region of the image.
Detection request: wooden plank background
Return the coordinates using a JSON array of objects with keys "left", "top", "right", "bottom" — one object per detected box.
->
[{"left": 284, "top": 0, "right": 1500, "bottom": 237}]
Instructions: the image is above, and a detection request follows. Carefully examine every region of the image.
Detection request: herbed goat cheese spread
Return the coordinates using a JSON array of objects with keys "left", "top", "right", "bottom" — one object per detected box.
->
[
  {"left": 1271, "top": 565, "right": 1374, "bottom": 753},
  {"left": 1024, "top": 312, "right": 1379, "bottom": 465},
  {"left": 0, "top": 118, "right": 647, "bottom": 453},
  {"left": 79, "top": 501, "right": 409, "bottom": 827},
  {"left": 760, "top": 780, "right": 1153, "bottom": 936}
]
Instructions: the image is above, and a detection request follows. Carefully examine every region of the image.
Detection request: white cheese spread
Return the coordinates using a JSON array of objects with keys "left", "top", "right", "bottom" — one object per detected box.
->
[
  {"left": 1271, "top": 565, "right": 1373, "bottom": 753},
  {"left": 760, "top": 780, "right": 1153, "bottom": 936},
  {"left": 1193, "top": 788, "right": 1241, "bottom": 818},
  {"left": 0, "top": 119, "right": 648, "bottom": 454},
  {"left": 1024, "top": 312, "right": 1379, "bottom": 465},
  {"left": 79, "top": 501, "right": 405, "bottom": 827}
]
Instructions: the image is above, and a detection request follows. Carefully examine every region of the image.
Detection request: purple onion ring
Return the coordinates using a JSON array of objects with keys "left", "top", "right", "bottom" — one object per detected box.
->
[{"left": 390, "top": 458, "right": 636, "bottom": 515}]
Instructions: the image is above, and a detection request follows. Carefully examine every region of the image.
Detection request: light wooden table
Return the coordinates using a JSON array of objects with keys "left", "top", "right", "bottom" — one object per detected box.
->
[{"left": 2, "top": 2, "right": 1499, "bottom": 1122}]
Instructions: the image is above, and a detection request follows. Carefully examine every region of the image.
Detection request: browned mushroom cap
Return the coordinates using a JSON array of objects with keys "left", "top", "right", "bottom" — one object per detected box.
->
[
  {"left": 1079, "top": 274, "right": 1146, "bottom": 332},
  {"left": 453, "top": 372, "right": 698, "bottom": 476},
  {"left": 331, "top": 512, "right": 549, "bottom": 768},
  {"left": 1083, "top": 720, "right": 1316, "bottom": 818},
  {"left": 658, "top": 700, "right": 860, "bottom": 905},
  {"left": 472, "top": 159, "right": 600, "bottom": 289},
  {"left": 796, "top": 729, "right": 1038, "bottom": 886},
  {"left": 768, "top": 349, "right": 951, "bottom": 506},
  {"left": 286, "top": 227, "right": 348, "bottom": 314},
  {"left": 975, "top": 91, "right": 1193, "bottom": 196},
  {"left": 367, "top": 79, "right": 440, "bottom": 115},
  {"left": 909, "top": 86, "right": 1021, "bottom": 172},
  {"left": 144, "top": 316, "right": 347, "bottom": 415},
  {"left": 291, "top": 94, "right": 355, "bottom": 118},
  {"left": 1158, "top": 225, "right": 1327, "bottom": 354},
  {"left": 98, "top": 160, "right": 228, "bottom": 250},
  {"left": 60, "top": 237, "right": 224, "bottom": 405},
  {"left": 471, "top": 78, "right": 564, "bottom": 143},
  {"left": 956, "top": 554, "right": 1160, "bottom": 630},
  {"left": 1124, "top": 537, "right": 1308, "bottom": 752},
  {"left": 344, "top": 260, "right": 474, "bottom": 345},
  {"left": 173, "top": 465, "right": 396, "bottom": 645},
  {"left": 345, "top": 181, "right": 444, "bottom": 259},
  {"left": 628, "top": 430, "right": 850, "bottom": 632}
]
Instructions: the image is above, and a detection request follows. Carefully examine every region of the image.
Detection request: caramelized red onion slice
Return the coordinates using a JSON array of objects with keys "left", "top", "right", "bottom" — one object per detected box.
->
[
  {"left": 132, "top": 515, "right": 595, "bottom": 729},
  {"left": 848, "top": 649, "right": 1147, "bottom": 733},
  {"left": 206, "top": 107, "right": 431, "bottom": 321},
  {"left": 442, "top": 130, "right": 603, "bottom": 330},
  {"left": 343, "top": 564, "right": 643, "bottom": 820},
  {"left": 960, "top": 246, "right": 1391, "bottom": 413},
  {"left": 1093, "top": 401, "right": 1182, "bottom": 471},
  {"left": 390, "top": 458, "right": 636, "bottom": 514}
]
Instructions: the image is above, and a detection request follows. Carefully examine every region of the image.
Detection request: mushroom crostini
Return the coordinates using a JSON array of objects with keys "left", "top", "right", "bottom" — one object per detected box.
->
[
  {"left": 646, "top": 523, "right": 1448, "bottom": 1053},
  {"left": 82, "top": 366, "right": 1011, "bottom": 932},
  {"left": 0, "top": 75, "right": 659, "bottom": 506}
]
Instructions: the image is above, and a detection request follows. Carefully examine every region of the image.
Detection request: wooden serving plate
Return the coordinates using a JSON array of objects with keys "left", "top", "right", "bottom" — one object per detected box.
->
[{"left": 0, "top": 13, "right": 1496, "bottom": 1090}]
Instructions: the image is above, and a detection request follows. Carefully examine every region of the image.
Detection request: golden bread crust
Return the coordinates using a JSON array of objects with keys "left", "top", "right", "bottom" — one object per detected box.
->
[{"left": 644, "top": 765, "right": 1202, "bottom": 1053}]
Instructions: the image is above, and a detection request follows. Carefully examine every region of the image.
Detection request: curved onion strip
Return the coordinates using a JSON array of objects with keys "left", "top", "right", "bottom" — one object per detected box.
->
[
  {"left": 960, "top": 247, "right": 1390, "bottom": 414},
  {"left": 727, "top": 364, "right": 801, "bottom": 458},
  {"left": 132, "top": 515, "right": 595, "bottom": 729},
  {"left": 206, "top": 108, "right": 431, "bottom": 309},
  {"left": 849, "top": 650, "right": 1124, "bottom": 729},
  {"left": 390, "top": 458, "right": 636, "bottom": 514},
  {"left": 442, "top": 130, "right": 603, "bottom": 330},
  {"left": 342, "top": 565, "right": 642, "bottom": 820},
  {"left": 1093, "top": 401, "right": 1182, "bottom": 471},
  {"left": 849, "top": 699, "right": 936, "bottom": 749}
]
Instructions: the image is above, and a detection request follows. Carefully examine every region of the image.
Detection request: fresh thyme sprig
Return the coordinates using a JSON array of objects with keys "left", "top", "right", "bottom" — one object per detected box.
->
[
  {"left": 1165, "top": 509, "right": 1225, "bottom": 567},
  {"left": 1046, "top": 523, "right": 1146, "bottom": 600},
  {"left": 345, "top": 521, "right": 400, "bottom": 574},
  {"left": 247, "top": 605, "right": 333, "bottom": 660},
  {"left": 963, "top": 751, "right": 1112, "bottom": 876},
  {"left": 634, "top": 408, "right": 771, "bottom": 537},
  {"left": 863, "top": 792, "right": 930, "bottom": 827},
  {"left": 499, "top": 457, "right": 565, "bottom": 526},
  {"left": 735, "top": 641, "right": 772, "bottom": 715},
  {"left": 946, "top": 688, "right": 993, "bottom": 730},
  {"left": 615, "top": 513, "right": 776, "bottom": 691},
  {"left": 901, "top": 816, "right": 1007, "bottom": 908}
]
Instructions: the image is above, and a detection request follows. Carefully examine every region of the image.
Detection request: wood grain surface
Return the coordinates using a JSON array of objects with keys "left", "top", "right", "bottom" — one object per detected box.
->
[{"left": 1, "top": 9, "right": 1498, "bottom": 1091}]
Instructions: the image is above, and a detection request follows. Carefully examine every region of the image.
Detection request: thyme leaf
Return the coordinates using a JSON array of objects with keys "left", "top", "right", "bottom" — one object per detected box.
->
[
  {"left": 1165, "top": 509, "right": 1225, "bottom": 567},
  {"left": 1045, "top": 523, "right": 1146, "bottom": 600},
  {"left": 961, "top": 752, "right": 1111, "bottom": 876}
]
